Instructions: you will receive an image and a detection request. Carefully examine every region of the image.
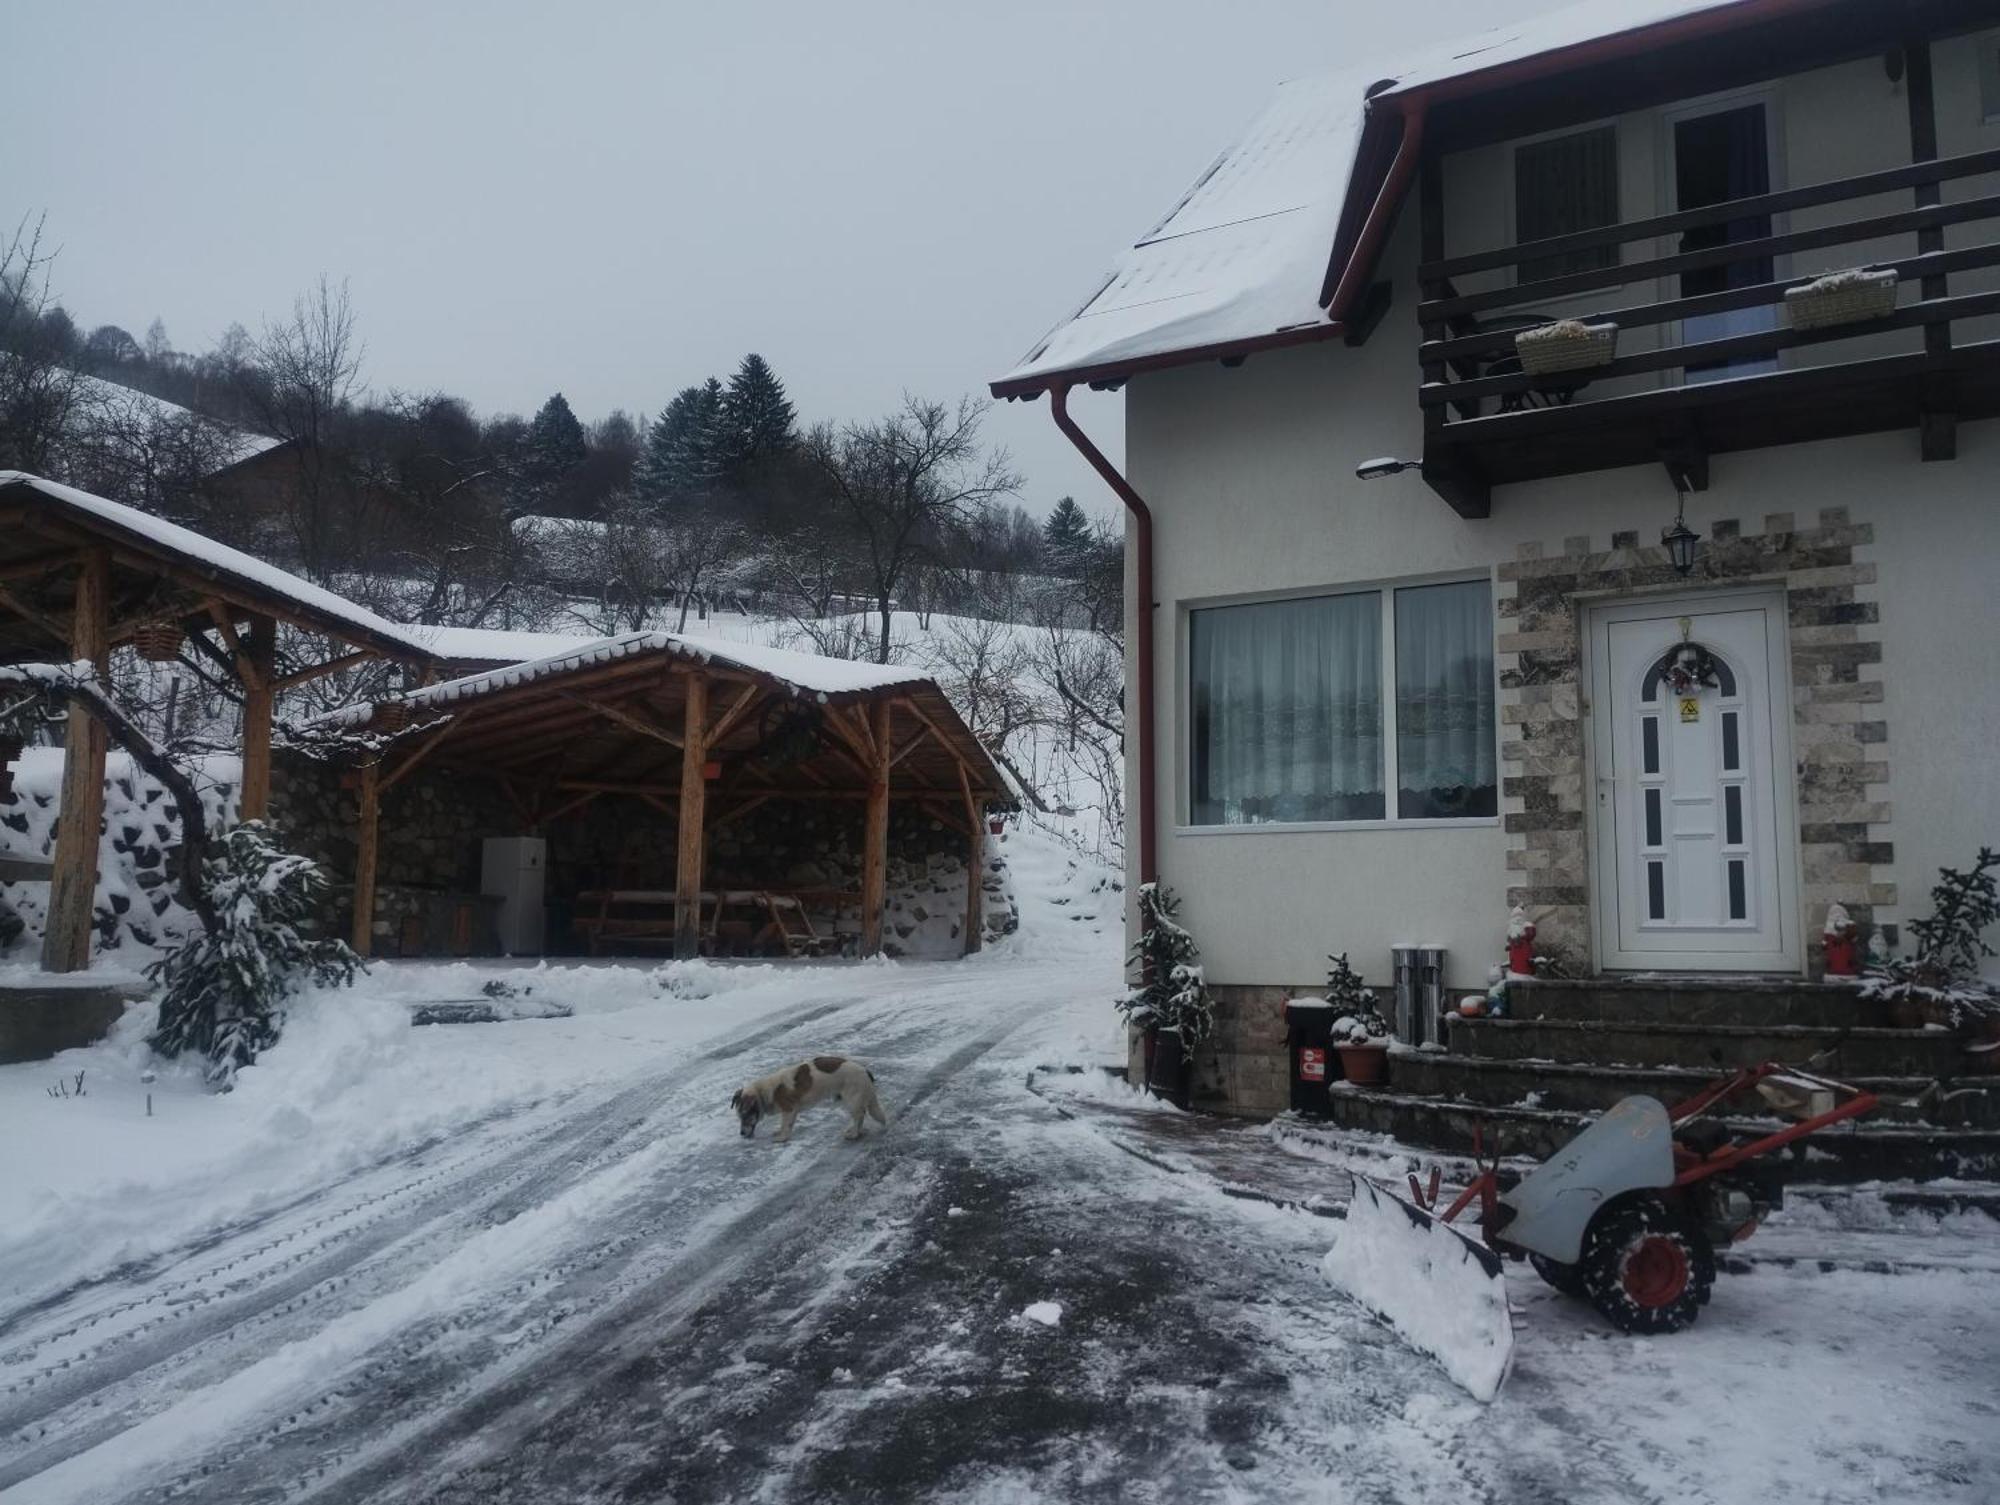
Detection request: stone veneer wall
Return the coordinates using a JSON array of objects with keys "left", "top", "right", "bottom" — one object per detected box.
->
[
  {"left": 1144, "top": 981, "right": 1398, "bottom": 1119},
  {"left": 1498, "top": 505, "right": 1893, "bottom": 973}
]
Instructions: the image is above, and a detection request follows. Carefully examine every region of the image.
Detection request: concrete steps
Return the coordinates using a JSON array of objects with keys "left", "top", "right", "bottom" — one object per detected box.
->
[
  {"left": 1388, "top": 1049, "right": 1997, "bottom": 1124},
  {"left": 1446, "top": 1015, "right": 1966, "bottom": 1077},
  {"left": 1506, "top": 977, "right": 1887, "bottom": 1028},
  {"left": 1324, "top": 1083, "right": 2000, "bottom": 1184}
]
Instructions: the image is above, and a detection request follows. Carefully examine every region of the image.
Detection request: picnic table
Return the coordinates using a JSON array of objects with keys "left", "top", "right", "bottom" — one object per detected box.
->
[{"left": 570, "top": 887, "right": 860, "bottom": 958}]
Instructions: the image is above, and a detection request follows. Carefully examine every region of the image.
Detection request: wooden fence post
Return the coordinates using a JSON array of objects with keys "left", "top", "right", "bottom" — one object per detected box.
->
[
  {"left": 675, "top": 672, "right": 708, "bottom": 960},
  {"left": 351, "top": 758, "right": 380, "bottom": 957},
  {"left": 42, "top": 549, "right": 110, "bottom": 973},
  {"left": 238, "top": 613, "right": 276, "bottom": 822},
  {"left": 860, "top": 700, "right": 891, "bottom": 956}
]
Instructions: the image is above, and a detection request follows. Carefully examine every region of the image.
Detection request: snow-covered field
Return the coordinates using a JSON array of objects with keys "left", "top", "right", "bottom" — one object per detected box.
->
[{"left": 1, "top": 820, "right": 1995, "bottom": 1502}]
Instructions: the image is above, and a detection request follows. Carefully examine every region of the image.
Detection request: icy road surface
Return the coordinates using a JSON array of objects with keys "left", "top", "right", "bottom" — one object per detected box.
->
[{"left": 2, "top": 850, "right": 1995, "bottom": 1501}]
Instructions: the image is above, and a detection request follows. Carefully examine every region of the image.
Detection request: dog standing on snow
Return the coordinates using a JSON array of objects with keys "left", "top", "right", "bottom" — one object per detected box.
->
[{"left": 732, "top": 1057, "right": 888, "bottom": 1143}]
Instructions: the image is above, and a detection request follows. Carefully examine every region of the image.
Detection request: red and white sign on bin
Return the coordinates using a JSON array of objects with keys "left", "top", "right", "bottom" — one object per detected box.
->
[{"left": 1299, "top": 1047, "right": 1327, "bottom": 1082}]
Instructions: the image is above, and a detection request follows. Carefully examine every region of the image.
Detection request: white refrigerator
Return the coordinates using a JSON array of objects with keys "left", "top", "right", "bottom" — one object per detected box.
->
[{"left": 481, "top": 837, "right": 546, "bottom": 956}]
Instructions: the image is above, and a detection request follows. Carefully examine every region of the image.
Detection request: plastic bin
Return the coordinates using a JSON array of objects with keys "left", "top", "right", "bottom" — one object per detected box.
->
[{"left": 1283, "top": 997, "right": 1338, "bottom": 1114}]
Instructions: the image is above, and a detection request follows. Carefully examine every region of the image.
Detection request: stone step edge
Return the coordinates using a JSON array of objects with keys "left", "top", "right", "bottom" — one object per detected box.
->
[
  {"left": 1511, "top": 977, "right": 1865, "bottom": 996},
  {"left": 1327, "top": 1082, "right": 2000, "bottom": 1144},
  {"left": 1457, "top": 1018, "right": 1948, "bottom": 1042},
  {"left": 1397, "top": 1051, "right": 1938, "bottom": 1094}
]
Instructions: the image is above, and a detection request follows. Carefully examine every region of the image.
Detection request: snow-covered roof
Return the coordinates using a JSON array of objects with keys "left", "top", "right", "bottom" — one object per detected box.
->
[
  {"left": 73, "top": 374, "right": 282, "bottom": 472},
  {"left": 0, "top": 472, "right": 434, "bottom": 660},
  {"left": 993, "top": 0, "right": 1778, "bottom": 394},
  {"left": 411, "top": 624, "right": 605, "bottom": 665},
  {"left": 316, "top": 628, "right": 931, "bottom": 727}
]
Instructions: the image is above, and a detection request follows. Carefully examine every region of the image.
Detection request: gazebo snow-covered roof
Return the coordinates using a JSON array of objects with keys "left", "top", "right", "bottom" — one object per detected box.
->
[
  {"left": 324, "top": 629, "right": 1009, "bottom": 962},
  {"left": 0, "top": 472, "right": 438, "bottom": 972},
  {"left": 990, "top": 0, "right": 1789, "bottom": 396}
]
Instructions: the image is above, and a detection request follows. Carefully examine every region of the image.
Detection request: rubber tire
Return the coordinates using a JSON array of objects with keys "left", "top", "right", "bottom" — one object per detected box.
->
[
  {"left": 1529, "top": 1251, "right": 1588, "bottom": 1297},
  {"left": 1578, "top": 1195, "right": 1715, "bottom": 1335}
]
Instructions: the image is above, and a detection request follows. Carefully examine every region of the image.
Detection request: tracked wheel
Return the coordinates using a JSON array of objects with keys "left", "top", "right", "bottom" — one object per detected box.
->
[{"left": 1578, "top": 1195, "right": 1714, "bottom": 1335}]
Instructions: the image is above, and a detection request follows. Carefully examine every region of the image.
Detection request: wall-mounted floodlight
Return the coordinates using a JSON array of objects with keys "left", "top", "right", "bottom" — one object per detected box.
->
[{"left": 1355, "top": 456, "right": 1421, "bottom": 481}]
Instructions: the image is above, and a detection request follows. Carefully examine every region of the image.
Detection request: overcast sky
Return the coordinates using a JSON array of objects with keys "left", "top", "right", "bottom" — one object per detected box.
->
[{"left": 7, "top": 0, "right": 1546, "bottom": 519}]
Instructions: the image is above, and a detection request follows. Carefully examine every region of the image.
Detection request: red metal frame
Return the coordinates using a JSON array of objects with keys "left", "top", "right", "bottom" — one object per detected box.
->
[{"left": 1406, "top": 1061, "right": 1879, "bottom": 1239}]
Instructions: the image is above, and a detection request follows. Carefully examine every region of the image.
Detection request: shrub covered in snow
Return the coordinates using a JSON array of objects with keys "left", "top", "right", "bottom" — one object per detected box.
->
[
  {"left": 148, "top": 822, "right": 361, "bottom": 1086},
  {"left": 1325, "top": 952, "right": 1389, "bottom": 1042},
  {"left": 1864, "top": 848, "right": 2000, "bottom": 1028},
  {"left": 1118, "top": 881, "right": 1212, "bottom": 1043}
]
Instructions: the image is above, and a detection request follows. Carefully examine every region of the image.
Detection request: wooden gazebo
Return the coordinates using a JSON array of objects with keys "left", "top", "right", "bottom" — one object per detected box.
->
[
  {"left": 0, "top": 473, "right": 434, "bottom": 971},
  {"left": 324, "top": 631, "right": 1011, "bottom": 960}
]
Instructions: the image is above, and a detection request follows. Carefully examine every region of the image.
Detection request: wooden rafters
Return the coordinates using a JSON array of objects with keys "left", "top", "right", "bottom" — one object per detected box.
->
[
  {"left": 705, "top": 682, "right": 764, "bottom": 748},
  {"left": 382, "top": 707, "right": 481, "bottom": 793},
  {"left": 274, "top": 649, "right": 375, "bottom": 691},
  {"left": 561, "top": 690, "right": 686, "bottom": 751}
]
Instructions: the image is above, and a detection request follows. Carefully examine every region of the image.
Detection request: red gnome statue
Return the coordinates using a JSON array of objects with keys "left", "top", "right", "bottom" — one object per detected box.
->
[
  {"left": 1506, "top": 905, "right": 1537, "bottom": 977},
  {"left": 1822, "top": 902, "right": 1861, "bottom": 977}
]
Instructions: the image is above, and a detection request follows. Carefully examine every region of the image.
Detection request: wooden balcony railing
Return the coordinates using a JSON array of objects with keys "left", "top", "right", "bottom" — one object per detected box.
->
[{"left": 1416, "top": 144, "right": 2000, "bottom": 426}]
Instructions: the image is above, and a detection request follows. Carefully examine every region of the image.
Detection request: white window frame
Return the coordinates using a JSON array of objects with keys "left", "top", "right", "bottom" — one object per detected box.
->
[{"left": 1176, "top": 570, "right": 1501, "bottom": 837}]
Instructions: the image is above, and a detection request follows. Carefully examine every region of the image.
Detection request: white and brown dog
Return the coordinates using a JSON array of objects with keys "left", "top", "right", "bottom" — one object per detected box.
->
[{"left": 732, "top": 1056, "right": 888, "bottom": 1143}]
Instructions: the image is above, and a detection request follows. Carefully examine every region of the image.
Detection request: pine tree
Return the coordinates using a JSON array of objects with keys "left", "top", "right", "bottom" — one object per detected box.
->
[
  {"left": 1118, "top": 883, "right": 1213, "bottom": 1042},
  {"left": 635, "top": 380, "right": 729, "bottom": 507},
  {"left": 721, "top": 353, "right": 796, "bottom": 472},
  {"left": 1041, "top": 496, "right": 1091, "bottom": 577},
  {"left": 147, "top": 823, "right": 361, "bottom": 1087},
  {"left": 523, "top": 392, "right": 588, "bottom": 483}
]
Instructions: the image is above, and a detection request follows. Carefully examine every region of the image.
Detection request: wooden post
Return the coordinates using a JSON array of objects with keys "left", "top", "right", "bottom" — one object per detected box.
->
[
  {"left": 351, "top": 758, "right": 380, "bottom": 957},
  {"left": 43, "top": 549, "right": 111, "bottom": 973},
  {"left": 238, "top": 613, "right": 276, "bottom": 822},
  {"left": 958, "top": 763, "right": 982, "bottom": 956},
  {"left": 859, "top": 699, "right": 891, "bottom": 956},
  {"left": 674, "top": 672, "right": 708, "bottom": 960}
]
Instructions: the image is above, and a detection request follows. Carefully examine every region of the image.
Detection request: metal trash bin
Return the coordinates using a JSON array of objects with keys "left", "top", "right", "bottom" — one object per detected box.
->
[
  {"left": 1391, "top": 945, "right": 1447, "bottom": 1048},
  {"left": 1282, "top": 997, "right": 1337, "bottom": 1115}
]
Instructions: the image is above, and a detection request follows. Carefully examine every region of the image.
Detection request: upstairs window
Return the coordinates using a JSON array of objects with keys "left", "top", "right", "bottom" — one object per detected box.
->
[
  {"left": 1188, "top": 579, "right": 1496, "bottom": 827},
  {"left": 1514, "top": 126, "right": 1621, "bottom": 283}
]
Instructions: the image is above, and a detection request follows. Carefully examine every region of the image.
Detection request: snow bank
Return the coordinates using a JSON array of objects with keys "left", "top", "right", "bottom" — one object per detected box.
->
[{"left": 1321, "top": 1177, "right": 1514, "bottom": 1402}]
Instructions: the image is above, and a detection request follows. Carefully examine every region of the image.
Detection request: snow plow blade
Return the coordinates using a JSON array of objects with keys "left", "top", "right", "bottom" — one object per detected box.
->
[{"left": 1321, "top": 1177, "right": 1515, "bottom": 1402}]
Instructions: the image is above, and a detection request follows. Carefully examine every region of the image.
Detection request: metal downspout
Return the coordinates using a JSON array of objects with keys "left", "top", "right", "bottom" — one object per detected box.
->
[{"left": 1048, "top": 383, "right": 1157, "bottom": 889}]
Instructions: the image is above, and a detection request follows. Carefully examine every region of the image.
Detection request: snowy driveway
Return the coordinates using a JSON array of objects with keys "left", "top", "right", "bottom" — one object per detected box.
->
[{"left": 3, "top": 854, "right": 1997, "bottom": 1501}]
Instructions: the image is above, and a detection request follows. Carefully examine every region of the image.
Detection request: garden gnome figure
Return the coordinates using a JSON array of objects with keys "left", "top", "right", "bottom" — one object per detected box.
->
[
  {"left": 1506, "top": 905, "right": 1537, "bottom": 977},
  {"left": 1822, "top": 902, "right": 1861, "bottom": 977}
]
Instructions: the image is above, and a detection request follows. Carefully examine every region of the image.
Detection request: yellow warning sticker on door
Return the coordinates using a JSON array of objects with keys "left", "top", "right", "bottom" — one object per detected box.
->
[{"left": 1679, "top": 696, "right": 1700, "bottom": 723}]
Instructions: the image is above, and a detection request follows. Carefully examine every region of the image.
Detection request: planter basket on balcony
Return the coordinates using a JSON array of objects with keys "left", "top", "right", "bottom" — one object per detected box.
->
[
  {"left": 132, "top": 619, "right": 185, "bottom": 663},
  {"left": 1784, "top": 268, "right": 1898, "bottom": 331},
  {"left": 371, "top": 701, "right": 412, "bottom": 733},
  {"left": 1514, "top": 319, "right": 1618, "bottom": 377}
]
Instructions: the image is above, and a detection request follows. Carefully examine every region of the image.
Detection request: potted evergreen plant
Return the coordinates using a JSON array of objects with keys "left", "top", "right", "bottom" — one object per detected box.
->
[
  {"left": 1862, "top": 849, "right": 1999, "bottom": 1042},
  {"left": 1325, "top": 952, "right": 1392, "bottom": 1086},
  {"left": 1118, "top": 882, "right": 1213, "bottom": 1108}
]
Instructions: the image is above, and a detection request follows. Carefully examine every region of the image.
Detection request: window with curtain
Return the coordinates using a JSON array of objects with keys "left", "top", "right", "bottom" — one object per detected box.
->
[
  {"left": 1190, "top": 592, "right": 1383, "bottom": 825},
  {"left": 1189, "top": 580, "right": 1495, "bottom": 828},
  {"left": 1394, "top": 580, "right": 1499, "bottom": 819},
  {"left": 1514, "top": 126, "right": 1620, "bottom": 283}
]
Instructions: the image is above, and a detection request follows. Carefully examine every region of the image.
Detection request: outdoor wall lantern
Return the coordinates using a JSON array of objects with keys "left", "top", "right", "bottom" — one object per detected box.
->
[{"left": 1662, "top": 493, "right": 1702, "bottom": 577}]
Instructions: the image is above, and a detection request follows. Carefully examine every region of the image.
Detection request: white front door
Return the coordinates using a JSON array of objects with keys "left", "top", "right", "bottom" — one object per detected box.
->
[{"left": 1588, "top": 590, "right": 1801, "bottom": 972}]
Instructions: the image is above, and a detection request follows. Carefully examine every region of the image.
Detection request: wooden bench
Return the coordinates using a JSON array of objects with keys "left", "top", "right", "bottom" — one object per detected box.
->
[{"left": 570, "top": 888, "right": 861, "bottom": 958}]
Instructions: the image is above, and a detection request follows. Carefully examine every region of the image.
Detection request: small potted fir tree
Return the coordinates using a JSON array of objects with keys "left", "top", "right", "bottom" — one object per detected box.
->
[
  {"left": 1326, "top": 952, "right": 1391, "bottom": 1086},
  {"left": 1118, "top": 882, "right": 1213, "bottom": 1108}
]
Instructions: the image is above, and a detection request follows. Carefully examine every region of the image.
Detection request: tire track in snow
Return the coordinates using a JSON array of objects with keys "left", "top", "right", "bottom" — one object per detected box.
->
[
  {"left": 146, "top": 1022, "right": 1026, "bottom": 1505},
  {"left": 0, "top": 993, "right": 881, "bottom": 1489}
]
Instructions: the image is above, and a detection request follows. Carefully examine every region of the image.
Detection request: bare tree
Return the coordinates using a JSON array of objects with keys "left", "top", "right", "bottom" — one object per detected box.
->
[
  {"left": 0, "top": 214, "right": 85, "bottom": 475},
  {"left": 661, "top": 509, "right": 745, "bottom": 631},
  {"left": 803, "top": 395, "right": 1021, "bottom": 663},
  {"left": 250, "top": 276, "right": 364, "bottom": 577}
]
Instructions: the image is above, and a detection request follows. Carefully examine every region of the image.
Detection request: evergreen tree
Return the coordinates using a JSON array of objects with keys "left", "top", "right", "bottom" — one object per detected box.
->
[
  {"left": 636, "top": 384, "right": 712, "bottom": 505},
  {"left": 1041, "top": 495, "right": 1091, "bottom": 577},
  {"left": 1117, "top": 883, "right": 1213, "bottom": 1042},
  {"left": 721, "top": 352, "right": 795, "bottom": 472},
  {"left": 523, "top": 392, "right": 588, "bottom": 483}
]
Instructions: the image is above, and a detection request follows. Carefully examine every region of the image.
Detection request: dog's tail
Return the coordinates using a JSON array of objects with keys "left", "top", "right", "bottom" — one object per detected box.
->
[{"left": 867, "top": 1085, "right": 889, "bottom": 1125}]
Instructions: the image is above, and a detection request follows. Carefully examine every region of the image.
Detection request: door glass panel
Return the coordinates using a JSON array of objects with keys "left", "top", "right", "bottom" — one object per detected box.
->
[
  {"left": 1724, "top": 784, "right": 1743, "bottom": 846},
  {"left": 1641, "top": 716, "right": 1660, "bottom": 774},
  {"left": 1722, "top": 711, "right": 1740, "bottom": 771},
  {"left": 1676, "top": 103, "right": 1776, "bottom": 379},
  {"left": 1727, "top": 859, "right": 1748, "bottom": 920},
  {"left": 1647, "top": 860, "right": 1667, "bottom": 920},
  {"left": 1645, "top": 787, "right": 1663, "bottom": 847}
]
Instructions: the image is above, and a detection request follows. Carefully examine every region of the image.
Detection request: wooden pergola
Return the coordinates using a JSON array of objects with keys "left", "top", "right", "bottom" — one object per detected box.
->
[
  {"left": 0, "top": 473, "right": 434, "bottom": 972},
  {"left": 332, "top": 632, "right": 1011, "bottom": 960}
]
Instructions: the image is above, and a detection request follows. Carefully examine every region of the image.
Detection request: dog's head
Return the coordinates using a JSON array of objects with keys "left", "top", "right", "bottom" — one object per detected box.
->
[{"left": 730, "top": 1086, "right": 764, "bottom": 1139}]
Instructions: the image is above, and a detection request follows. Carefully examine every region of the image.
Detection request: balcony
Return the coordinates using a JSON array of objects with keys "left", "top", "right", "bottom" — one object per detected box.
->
[{"left": 1415, "top": 145, "right": 2000, "bottom": 517}]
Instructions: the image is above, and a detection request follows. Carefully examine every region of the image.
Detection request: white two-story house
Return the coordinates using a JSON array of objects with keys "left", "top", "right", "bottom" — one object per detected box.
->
[{"left": 994, "top": 0, "right": 2000, "bottom": 1117}]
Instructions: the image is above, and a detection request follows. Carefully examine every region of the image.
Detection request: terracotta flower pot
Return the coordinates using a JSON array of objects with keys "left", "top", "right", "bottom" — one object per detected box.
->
[{"left": 1335, "top": 1041, "right": 1390, "bottom": 1087}]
